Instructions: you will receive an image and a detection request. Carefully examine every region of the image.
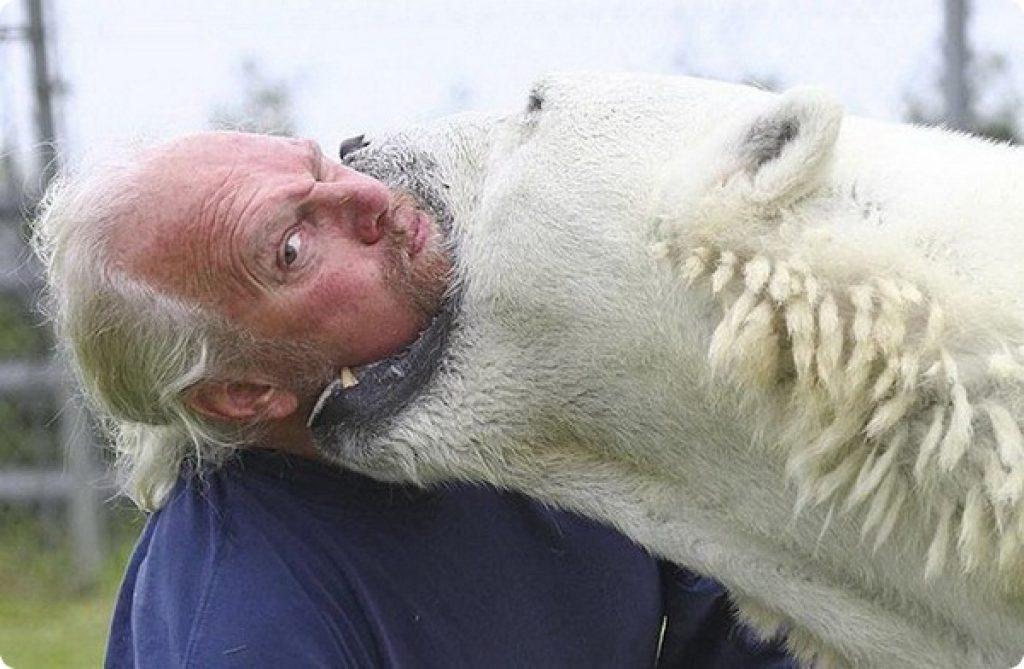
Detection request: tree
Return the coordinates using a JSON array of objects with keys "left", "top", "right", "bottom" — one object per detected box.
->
[
  {"left": 905, "top": 0, "right": 1021, "bottom": 144},
  {"left": 210, "top": 58, "right": 297, "bottom": 137},
  {"left": 0, "top": 144, "right": 20, "bottom": 214}
]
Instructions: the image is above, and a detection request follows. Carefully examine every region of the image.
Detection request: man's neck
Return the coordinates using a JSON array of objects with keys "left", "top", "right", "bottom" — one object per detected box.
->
[{"left": 252, "top": 416, "right": 322, "bottom": 461}]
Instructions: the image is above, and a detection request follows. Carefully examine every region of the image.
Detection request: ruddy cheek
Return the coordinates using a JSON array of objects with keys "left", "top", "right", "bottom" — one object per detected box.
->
[{"left": 309, "top": 267, "right": 380, "bottom": 315}]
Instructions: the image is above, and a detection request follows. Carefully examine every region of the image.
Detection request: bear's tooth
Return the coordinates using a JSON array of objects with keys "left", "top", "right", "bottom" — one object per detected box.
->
[{"left": 340, "top": 367, "right": 359, "bottom": 388}]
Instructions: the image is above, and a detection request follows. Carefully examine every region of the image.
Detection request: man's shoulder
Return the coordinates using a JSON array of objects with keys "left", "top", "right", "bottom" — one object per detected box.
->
[
  {"left": 107, "top": 450, "right": 668, "bottom": 668},
  {"left": 106, "top": 456, "right": 382, "bottom": 668},
  {"left": 138, "top": 457, "right": 351, "bottom": 589}
]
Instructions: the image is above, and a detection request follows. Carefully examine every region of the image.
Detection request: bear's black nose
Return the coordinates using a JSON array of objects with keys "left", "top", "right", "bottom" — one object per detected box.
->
[{"left": 339, "top": 134, "right": 370, "bottom": 160}]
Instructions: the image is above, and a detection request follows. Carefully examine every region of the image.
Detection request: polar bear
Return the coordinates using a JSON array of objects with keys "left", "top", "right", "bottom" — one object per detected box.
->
[{"left": 310, "top": 72, "right": 1024, "bottom": 668}]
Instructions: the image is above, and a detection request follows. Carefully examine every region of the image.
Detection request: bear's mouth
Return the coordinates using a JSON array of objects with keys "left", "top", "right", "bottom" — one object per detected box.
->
[
  {"left": 306, "top": 288, "right": 460, "bottom": 433},
  {"left": 307, "top": 134, "right": 461, "bottom": 438}
]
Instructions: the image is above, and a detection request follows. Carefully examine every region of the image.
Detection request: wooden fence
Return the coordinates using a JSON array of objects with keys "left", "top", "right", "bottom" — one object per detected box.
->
[{"left": 0, "top": 219, "right": 108, "bottom": 589}]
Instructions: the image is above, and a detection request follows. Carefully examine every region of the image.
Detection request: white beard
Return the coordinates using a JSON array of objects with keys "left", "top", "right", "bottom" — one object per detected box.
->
[{"left": 314, "top": 73, "right": 1024, "bottom": 668}]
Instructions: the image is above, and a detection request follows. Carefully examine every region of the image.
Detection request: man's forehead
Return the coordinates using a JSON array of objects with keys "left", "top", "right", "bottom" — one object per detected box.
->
[
  {"left": 111, "top": 132, "right": 322, "bottom": 291},
  {"left": 142, "top": 131, "right": 320, "bottom": 170},
  {"left": 128, "top": 132, "right": 321, "bottom": 223}
]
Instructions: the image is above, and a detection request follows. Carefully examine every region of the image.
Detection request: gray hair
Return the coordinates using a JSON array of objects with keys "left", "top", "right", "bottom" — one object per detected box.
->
[{"left": 31, "top": 156, "right": 264, "bottom": 511}]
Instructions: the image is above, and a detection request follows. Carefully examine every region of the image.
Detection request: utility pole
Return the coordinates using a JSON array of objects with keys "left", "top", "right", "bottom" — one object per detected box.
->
[
  {"left": 11, "top": 0, "right": 104, "bottom": 590},
  {"left": 25, "top": 0, "right": 58, "bottom": 189},
  {"left": 942, "top": 0, "right": 973, "bottom": 131}
]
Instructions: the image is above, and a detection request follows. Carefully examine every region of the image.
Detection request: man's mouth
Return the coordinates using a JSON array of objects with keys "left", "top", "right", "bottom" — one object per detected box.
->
[
  {"left": 407, "top": 210, "right": 429, "bottom": 257},
  {"left": 383, "top": 195, "right": 432, "bottom": 259}
]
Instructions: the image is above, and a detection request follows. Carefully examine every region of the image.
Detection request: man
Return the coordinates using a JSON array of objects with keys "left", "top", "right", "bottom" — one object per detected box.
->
[{"left": 34, "top": 131, "right": 794, "bottom": 667}]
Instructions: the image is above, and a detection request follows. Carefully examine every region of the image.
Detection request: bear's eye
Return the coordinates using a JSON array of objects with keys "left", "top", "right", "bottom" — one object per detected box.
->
[{"left": 527, "top": 90, "right": 544, "bottom": 113}]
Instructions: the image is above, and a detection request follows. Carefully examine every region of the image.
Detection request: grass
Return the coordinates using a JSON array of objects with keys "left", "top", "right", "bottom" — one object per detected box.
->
[{"left": 0, "top": 506, "right": 143, "bottom": 669}]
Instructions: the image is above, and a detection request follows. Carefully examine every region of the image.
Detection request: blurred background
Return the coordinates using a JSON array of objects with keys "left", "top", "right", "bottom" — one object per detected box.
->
[{"left": 0, "top": 0, "right": 1022, "bottom": 665}]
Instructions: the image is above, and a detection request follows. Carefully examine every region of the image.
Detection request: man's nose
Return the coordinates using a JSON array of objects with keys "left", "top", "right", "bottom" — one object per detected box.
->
[{"left": 319, "top": 167, "right": 391, "bottom": 245}]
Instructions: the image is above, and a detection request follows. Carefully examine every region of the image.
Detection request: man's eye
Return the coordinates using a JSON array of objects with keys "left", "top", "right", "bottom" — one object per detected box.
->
[{"left": 281, "top": 230, "right": 303, "bottom": 267}]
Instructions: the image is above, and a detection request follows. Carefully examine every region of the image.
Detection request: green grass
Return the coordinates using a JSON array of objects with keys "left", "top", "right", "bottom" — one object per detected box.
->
[
  {"left": 0, "top": 507, "right": 143, "bottom": 669},
  {"left": 0, "top": 587, "right": 120, "bottom": 668}
]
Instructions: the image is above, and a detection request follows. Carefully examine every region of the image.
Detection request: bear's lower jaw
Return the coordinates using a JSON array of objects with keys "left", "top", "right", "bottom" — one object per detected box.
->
[{"left": 308, "top": 285, "right": 461, "bottom": 435}]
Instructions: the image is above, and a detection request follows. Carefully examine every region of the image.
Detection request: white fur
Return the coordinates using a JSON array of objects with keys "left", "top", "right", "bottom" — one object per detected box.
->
[{"left": 326, "top": 74, "right": 1024, "bottom": 667}]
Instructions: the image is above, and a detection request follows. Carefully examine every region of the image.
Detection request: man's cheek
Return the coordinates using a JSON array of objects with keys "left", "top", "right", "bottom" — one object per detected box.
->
[
  {"left": 317, "top": 265, "right": 379, "bottom": 306},
  {"left": 320, "top": 269, "right": 412, "bottom": 327}
]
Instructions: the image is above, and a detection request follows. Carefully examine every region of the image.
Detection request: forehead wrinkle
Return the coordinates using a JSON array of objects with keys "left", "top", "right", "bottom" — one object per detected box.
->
[
  {"left": 221, "top": 180, "right": 273, "bottom": 296},
  {"left": 294, "top": 137, "right": 322, "bottom": 166},
  {"left": 182, "top": 165, "right": 257, "bottom": 301}
]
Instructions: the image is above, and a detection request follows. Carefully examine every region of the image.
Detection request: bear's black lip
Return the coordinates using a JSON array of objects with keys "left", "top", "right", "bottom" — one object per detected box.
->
[{"left": 306, "top": 289, "right": 459, "bottom": 433}]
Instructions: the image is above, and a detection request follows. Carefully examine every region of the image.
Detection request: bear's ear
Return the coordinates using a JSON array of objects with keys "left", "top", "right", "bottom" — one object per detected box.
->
[{"left": 725, "top": 87, "right": 843, "bottom": 209}]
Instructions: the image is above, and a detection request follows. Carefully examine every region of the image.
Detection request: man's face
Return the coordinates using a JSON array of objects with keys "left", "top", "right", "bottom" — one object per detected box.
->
[{"left": 115, "top": 132, "right": 451, "bottom": 389}]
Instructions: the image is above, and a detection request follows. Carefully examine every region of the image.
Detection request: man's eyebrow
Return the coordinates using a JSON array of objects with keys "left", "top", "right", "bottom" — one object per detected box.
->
[{"left": 300, "top": 139, "right": 325, "bottom": 175}]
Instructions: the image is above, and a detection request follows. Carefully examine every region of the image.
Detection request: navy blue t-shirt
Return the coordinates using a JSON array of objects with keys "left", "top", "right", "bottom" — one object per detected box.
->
[{"left": 105, "top": 450, "right": 794, "bottom": 668}]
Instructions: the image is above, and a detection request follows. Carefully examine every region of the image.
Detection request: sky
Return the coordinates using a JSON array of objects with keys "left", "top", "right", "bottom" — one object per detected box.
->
[{"left": 1, "top": 0, "right": 1023, "bottom": 181}]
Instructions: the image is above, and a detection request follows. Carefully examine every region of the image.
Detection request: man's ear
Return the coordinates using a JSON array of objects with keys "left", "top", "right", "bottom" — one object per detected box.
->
[{"left": 185, "top": 379, "right": 299, "bottom": 423}]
